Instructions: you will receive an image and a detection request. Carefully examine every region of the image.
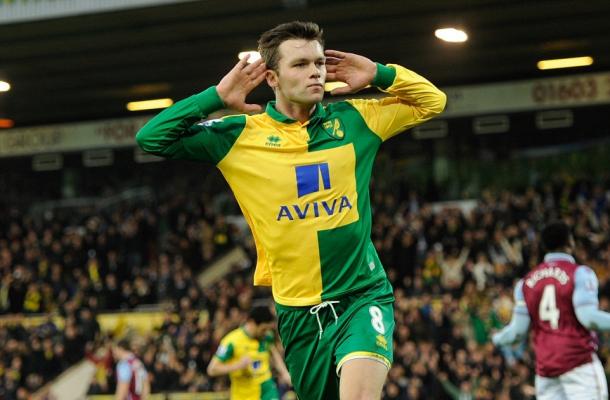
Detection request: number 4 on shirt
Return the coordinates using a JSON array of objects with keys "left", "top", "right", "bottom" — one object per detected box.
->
[{"left": 539, "top": 284, "right": 560, "bottom": 329}]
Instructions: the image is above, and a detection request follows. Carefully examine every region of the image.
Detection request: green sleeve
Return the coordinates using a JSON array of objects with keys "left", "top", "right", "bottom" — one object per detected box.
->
[
  {"left": 214, "top": 342, "right": 234, "bottom": 363},
  {"left": 135, "top": 86, "right": 245, "bottom": 164},
  {"left": 371, "top": 63, "right": 396, "bottom": 89}
]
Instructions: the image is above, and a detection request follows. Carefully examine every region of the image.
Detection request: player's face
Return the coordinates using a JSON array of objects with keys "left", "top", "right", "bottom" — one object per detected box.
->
[{"left": 268, "top": 39, "right": 326, "bottom": 107}]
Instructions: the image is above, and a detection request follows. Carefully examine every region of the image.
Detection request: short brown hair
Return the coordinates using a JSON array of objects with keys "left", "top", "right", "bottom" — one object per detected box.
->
[{"left": 258, "top": 21, "right": 324, "bottom": 71}]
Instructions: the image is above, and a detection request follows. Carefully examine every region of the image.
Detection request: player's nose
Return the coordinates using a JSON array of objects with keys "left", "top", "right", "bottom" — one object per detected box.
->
[{"left": 310, "top": 63, "right": 321, "bottom": 78}]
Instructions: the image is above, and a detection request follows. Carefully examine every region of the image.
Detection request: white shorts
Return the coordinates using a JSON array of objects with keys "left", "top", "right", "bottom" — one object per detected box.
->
[{"left": 535, "top": 355, "right": 608, "bottom": 400}]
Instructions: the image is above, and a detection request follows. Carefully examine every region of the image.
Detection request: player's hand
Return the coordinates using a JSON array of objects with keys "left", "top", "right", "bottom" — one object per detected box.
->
[
  {"left": 216, "top": 55, "right": 267, "bottom": 113},
  {"left": 324, "top": 49, "right": 377, "bottom": 96},
  {"left": 233, "top": 356, "right": 251, "bottom": 371}
]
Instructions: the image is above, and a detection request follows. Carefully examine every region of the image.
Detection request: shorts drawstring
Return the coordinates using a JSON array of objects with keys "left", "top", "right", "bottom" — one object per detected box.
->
[{"left": 309, "top": 301, "right": 340, "bottom": 339}]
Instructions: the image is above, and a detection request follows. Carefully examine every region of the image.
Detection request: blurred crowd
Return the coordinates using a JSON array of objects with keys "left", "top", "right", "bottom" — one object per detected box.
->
[
  {"left": 1, "top": 174, "right": 610, "bottom": 399},
  {"left": 87, "top": 270, "right": 265, "bottom": 396},
  {"left": 0, "top": 177, "right": 240, "bottom": 399},
  {"left": 0, "top": 308, "right": 100, "bottom": 399},
  {"left": 0, "top": 191, "right": 238, "bottom": 315}
]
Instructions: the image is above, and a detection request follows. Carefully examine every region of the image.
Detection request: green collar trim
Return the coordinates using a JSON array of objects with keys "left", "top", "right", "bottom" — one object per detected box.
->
[{"left": 265, "top": 101, "right": 326, "bottom": 124}]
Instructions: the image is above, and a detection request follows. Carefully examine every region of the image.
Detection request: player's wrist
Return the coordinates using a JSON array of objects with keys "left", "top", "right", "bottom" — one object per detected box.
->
[
  {"left": 371, "top": 63, "right": 396, "bottom": 89},
  {"left": 195, "top": 86, "right": 226, "bottom": 115}
]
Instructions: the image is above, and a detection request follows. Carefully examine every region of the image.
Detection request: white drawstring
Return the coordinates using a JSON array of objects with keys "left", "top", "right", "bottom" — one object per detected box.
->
[{"left": 309, "top": 301, "right": 340, "bottom": 339}]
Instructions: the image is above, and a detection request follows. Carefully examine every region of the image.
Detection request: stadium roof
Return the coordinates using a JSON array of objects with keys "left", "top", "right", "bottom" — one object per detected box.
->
[{"left": 1, "top": 0, "right": 609, "bottom": 127}]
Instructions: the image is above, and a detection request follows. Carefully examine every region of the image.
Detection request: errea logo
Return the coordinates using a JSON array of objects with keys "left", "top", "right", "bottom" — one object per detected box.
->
[{"left": 265, "top": 135, "right": 281, "bottom": 147}]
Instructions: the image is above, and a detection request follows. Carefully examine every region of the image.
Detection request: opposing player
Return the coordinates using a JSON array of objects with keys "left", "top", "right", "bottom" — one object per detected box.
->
[
  {"left": 207, "top": 306, "right": 290, "bottom": 400},
  {"left": 493, "top": 221, "right": 610, "bottom": 399},
  {"left": 112, "top": 338, "right": 150, "bottom": 400},
  {"left": 137, "top": 21, "right": 445, "bottom": 399}
]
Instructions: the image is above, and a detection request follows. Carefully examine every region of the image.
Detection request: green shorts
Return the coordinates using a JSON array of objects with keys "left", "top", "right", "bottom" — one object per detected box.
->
[
  {"left": 260, "top": 378, "right": 279, "bottom": 400},
  {"left": 275, "top": 279, "right": 395, "bottom": 400}
]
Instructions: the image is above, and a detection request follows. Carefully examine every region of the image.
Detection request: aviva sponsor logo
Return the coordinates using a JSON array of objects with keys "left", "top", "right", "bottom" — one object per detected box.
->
[
  {"left": 295, "top": 163, "right": 331, "bottom": 198},
  {"left": 277, "top": 196, "right": 352, "bottom": 221},
  {"left": 277, "top": 162, "right": 354, "bottom": 221}
]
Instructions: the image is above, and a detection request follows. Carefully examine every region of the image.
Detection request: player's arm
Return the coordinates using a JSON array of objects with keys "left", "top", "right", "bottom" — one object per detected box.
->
[
  {"left": 206, "top": 342, "right": 250, "bottom": 377},
  {"left": 573, "top": 266, "right": 610, "bottom": 330},
  {"left": 492, "top": 280, "right": 531, "bottom": 346},
  {"left": 135, "top": 55, "right": 266, "bottom": 162},
  {"left": 207, "top": 356, "right": 251, "bottom": 377},
  {"left": 325, "top": 49, "right": 446, "bottom": 141},
  {"left": 270, "top": 344, "right": 292, "bottom": 386},
  {"left": 114, "top": 362, "right": 131, "bottom": 400}
]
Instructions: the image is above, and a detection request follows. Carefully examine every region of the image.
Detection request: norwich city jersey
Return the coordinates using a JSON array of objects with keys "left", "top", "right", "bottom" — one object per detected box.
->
[
  {"left": 137, "top": 63, "right": 446, "bottom": 306},
  {"left": 214, "top": 327, "right": 276, "bottom": 400}
]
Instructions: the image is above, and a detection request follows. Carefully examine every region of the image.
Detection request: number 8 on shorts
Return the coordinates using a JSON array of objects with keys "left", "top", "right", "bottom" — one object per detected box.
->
[{"left": 369, "top": 306, "right": 386, "bottom": 334}]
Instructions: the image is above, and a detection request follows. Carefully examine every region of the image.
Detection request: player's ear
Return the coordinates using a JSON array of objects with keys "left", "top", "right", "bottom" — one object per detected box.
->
[{"left": 266, "top": 69, "right": 278, "bottom": 89}]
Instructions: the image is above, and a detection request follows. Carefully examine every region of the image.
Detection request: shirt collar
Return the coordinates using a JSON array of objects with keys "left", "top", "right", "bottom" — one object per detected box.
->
[
  {"left": 544, "top": 252, "right": 575, "bottom": 263},
  {"left": 265, "top": 101, "right": 326, "bottom": 124}
]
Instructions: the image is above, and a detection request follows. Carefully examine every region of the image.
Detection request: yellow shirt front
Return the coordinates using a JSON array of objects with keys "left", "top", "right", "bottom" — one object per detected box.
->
[
  {"left": 136, "top": 63, "right": 446, "bottom": 306},
  {"left": 214, "top": 327, "right": 274, "bottom": 400}
]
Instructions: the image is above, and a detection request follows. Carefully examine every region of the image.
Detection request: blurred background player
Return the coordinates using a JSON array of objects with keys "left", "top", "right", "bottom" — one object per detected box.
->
[
  {"left": 207, "top": 305, "right": 290, "bottom": 400},
  {"left": 493, "top": 221, "right": 610, "bottom": 400},
  {"left": 112, "top": 338, "right": 150, "bottom": 400}
]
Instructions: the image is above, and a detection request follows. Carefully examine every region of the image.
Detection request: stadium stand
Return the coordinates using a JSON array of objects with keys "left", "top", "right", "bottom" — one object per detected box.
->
[{"left": 2, "top": 173, "right": 609, "bottom": 399}]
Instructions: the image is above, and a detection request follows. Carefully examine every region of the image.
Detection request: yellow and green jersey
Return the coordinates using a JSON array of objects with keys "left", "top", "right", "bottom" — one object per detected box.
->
[
  {"left": 137, "top": 63, "right": 446, "bottom": 306},
  {"left": 214, "top": 327, "right": 275, "bottom": 400}
]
